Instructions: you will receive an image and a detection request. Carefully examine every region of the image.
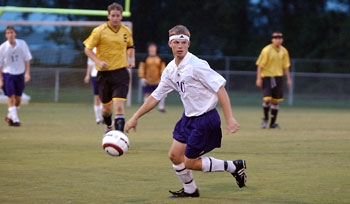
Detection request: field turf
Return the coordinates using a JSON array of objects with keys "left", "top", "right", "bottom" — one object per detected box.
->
[{"left": 0, "top": 103, "right": 349, "bottom": 203}]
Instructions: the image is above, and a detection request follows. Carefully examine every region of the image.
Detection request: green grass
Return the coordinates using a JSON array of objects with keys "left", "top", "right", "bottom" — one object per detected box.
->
[{"left": 0, "top": 103, "right": 350, "bottom": 204}]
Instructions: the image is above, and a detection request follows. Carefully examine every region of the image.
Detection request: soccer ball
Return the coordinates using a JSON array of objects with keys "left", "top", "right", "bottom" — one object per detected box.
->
[{"left": 102, "top": 130, "right": 130, "bottom": 156}]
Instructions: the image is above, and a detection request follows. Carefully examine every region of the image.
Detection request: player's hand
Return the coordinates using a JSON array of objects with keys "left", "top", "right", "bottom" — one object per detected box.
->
[
  {"left": 140, "top": 78, "right": 147, "bottom": 86},
  {"left": 225, "top": 117, "right": 240, "bottom": 135},
  {"left": 84, "top": 75, "right": 90, "bottom": 84},
  {"left": 125, "top": 117, "right": 137, "bottom": 133},
  {"left": 98, "top": 61, "right": 108, "bottom": 69},
  {"left": 24, "top": 74, "right": 31, "bottom": 83},
  {"left": 127, "top": 60, "right": 135, "bottom": 68},
  {"left": 286, "top": 79, "right": 292, "bottom": 88},
  {"left": 256, "top": 78, "right": 262, "bottom": 88}
]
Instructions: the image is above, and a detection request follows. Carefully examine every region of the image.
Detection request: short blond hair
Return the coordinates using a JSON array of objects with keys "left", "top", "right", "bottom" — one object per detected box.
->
[
  {"left": 108, "top": 2, "right": 123, "bottom": 14},
  {"left": 168, "top": 25, "right": 191, "bottom": 38}
]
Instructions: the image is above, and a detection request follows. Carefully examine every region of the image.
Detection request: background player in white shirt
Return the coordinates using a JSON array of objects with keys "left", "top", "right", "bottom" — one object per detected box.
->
[
  {"left": 125, "top": 25, "right": 247, "bottom": 198},
  {"left": 0, "top": 26, "right": 32, "bottom": 126},
  {"left": 84, "top": 48, "right": 103, "bottom": 124}
]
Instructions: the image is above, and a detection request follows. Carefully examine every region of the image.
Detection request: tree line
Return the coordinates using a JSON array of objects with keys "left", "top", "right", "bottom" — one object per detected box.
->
[{"left": 1, "top": 0, "right": 349, "bottom": 60}]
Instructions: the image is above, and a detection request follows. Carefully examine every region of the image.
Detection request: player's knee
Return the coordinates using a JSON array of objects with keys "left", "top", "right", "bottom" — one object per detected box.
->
[
  {"left": 168, "top": 152, "right": 181, "bottom": 164},
  {"left": 264, "top": 99, "right": 271, "bottom": 104},
  {"left": 102, "top": 106, "right": 112, "bottom": 116},
  {"left": 15, "top": 99, "right": 21, "bottom": 106},
  {"left": 8, "top": 96, "right": 16, "bottom": 106},
  {"left": 168, "top": 152, "right": 177, "bottom": 163}
]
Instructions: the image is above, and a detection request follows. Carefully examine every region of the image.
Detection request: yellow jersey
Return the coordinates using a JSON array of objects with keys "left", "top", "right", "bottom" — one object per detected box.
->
[
  {"left": 138, "top": 56, "right": 166, "bottom": 85},
  {"left": 84, "top": 23, "right": 134, "bottom": 71},
  {"left": 256, "top": 44, "right": 290, "bottom": 77}
]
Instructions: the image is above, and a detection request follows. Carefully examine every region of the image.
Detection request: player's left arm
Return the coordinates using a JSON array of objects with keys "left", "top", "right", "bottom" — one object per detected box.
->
[
  {"left": 126, "top": 30, "right": 135, "bottom": 68},
  {"left": 283, "top": 49, "right": 292, "bottom": 88},
  {"left": 23, "top": 41, "right": 32, "bottom": 83},
  {"left": 284, "top": 66, "right": 292, "bottom": 88},
  {"left": 125, "top": 95, "right": 159, "bottom": 133},
  {"left": 217, "top": 86, "right": 239, "bottom": 134},
  {"left": 127, "top": 47, "right": 135, "bottom": 68},
  {"left": 24, "top": 60, "right": 31, "bottom": 83}
]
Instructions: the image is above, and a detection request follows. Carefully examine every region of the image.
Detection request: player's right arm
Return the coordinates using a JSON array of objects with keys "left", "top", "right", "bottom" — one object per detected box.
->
[
  {"left": 84, "top": 64, "right": 92, "bottom": 84},
  {"left": 256, "top": 48, "right": 268, "bottom": 88},
  {"left": 125, "top": 96, "right": 159, "bottom": 133},
  {"left": 256, "top": 66, "right": 263, "bottom": 88},
  {"left": 83, "top": 27, "right": 108, "bottom": 69},
  {"left": 138, "top": 61, "right": 148, "bottom": 86},
  {"left": 84, "top": 48, "right": 108, "bottom": 69}
]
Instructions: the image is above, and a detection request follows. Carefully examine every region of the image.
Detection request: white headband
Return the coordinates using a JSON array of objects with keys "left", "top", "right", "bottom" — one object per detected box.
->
[{"left": 169, "top": 34, "right": 190, "bottom": 42}]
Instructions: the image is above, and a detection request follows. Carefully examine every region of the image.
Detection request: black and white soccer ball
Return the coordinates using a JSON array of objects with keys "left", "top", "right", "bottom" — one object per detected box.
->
[{"left": 102, "top": 130, "right": 130, "bottom": 156}]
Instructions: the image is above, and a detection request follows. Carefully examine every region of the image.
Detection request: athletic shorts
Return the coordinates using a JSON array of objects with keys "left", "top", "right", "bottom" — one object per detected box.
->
[
  {"left": 2, "top": 73, "right": 9, "bottom": 96},
  {"left": 96, "top": 68, "right": 130, "bottom": 104},
  {"left": 142, "top": 84, "right": 158, "bottom": 94},
  {"left": 91, "top": 76, "right": 98, "bottom": 95},
  {"left": 262, "top": 76, "right": 284, "bottom": 102},
  {"left": 173, "top": 109, "right": 222, "bottom": 159},
  {"left": 3, "top": 73, "right": 25, "bottom": 97}
]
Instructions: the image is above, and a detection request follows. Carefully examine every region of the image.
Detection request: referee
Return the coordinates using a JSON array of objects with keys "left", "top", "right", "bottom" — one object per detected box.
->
[
  {"left": 84, "top": 2, "right": 135, "bottom": 133},
  {"left": 255, "top": 31, "right": 291, "bottom": 129}
]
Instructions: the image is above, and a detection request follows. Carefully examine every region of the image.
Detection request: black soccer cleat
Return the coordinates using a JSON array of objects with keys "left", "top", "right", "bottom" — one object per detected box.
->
[
  {"left": 5, "top": 116, "right": 13, "bottom": 126},
  {"left": 261, "top": 118, "right": 268, "bottom": 129},
  {"left": 10, "top": 122, "right": 21, "bottom": 127},
  {"left": 169, "top": 188, "right": 200, "bottom": 198},
  {"left": 269, "top": 123, "right": 280, "bottom": 129},
  {"left": 232, "top": 160, "right": 247, "bottom": 188}
]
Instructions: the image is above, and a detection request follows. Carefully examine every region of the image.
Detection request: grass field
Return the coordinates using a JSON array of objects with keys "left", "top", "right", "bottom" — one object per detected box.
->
[{"left": 0, "top": 103, "right": 350, "bottom": 204}]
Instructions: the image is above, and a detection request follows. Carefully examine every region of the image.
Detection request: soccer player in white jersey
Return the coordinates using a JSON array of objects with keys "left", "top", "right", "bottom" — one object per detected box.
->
[
  {"left": 125, "top": 25, "right": 247, "bottom": 198},
  {"left": 84, "top": 48, "right": 104, "bottom": 124},
  {"left": 0, "top": 26, "right": 32, "bottom": 127}
]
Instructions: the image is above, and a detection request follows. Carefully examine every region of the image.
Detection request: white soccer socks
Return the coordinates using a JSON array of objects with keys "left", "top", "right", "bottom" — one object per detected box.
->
[
  {"left": 173, "top": 163, "right": 197, "bottom": 194},
  {"left": 8, "top": 106, "right": 20, "bottom": 122},
  {"left": 94, "top": 104, "right": 103, "bottom": 122},
  {"left": 201, "top": 157, "right": 236, "bottom": 173},
  {"left": 270, "top": 104, "right": 279, "bottom": 125}
]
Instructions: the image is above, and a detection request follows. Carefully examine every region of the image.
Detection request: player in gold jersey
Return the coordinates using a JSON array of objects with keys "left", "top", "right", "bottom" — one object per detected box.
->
[
  {"left": 84, "top": 2, "right": 135, "bottom": 133},
  {"left": 256, "top": 31, "right": 291, "bottom": 129},
  {"left": 138, "top": 43, "right": 166, "bottom": 112}
]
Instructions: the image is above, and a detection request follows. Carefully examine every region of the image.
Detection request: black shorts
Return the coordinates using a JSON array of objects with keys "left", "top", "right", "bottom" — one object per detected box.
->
[
  {"left": 96, "top": 68, "right": 130, "bottom": 104},
  {"left": 262, "top": 76, "right": 284, "bottom": 102}
]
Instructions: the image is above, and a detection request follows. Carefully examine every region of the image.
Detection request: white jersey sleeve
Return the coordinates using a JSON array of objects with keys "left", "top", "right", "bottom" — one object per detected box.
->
[
  {"left": 22, "top": 40, "right": 32, "bottom": 61},
  {"left": 193, "top": 60, "right": 226, "bottom": 93},
  {"left": 151, "top": 67, "right": 176, "bottom": 101}
]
